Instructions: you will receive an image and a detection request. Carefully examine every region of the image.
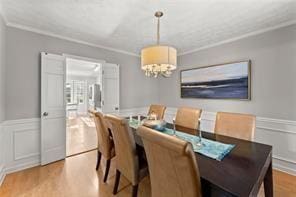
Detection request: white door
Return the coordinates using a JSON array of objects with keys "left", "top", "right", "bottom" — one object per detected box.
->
[
  {"left": 101, "top": 63, "right": 120, "bottom": 113},
  {"left": 41, "top": 52, "right": 66, "bottom": 165}
]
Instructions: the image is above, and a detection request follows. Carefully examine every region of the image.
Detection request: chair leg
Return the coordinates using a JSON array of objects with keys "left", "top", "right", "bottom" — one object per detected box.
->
[
  {"left": 103, "top": 159, "right": 111, "bottom": 182},
  {"left": 113, "top": 169, "right": 121, "bottom": 194},
  {"left": 96, "top": 151, "right": 102, "bottom": 170},
  {"left": 132, "top": 184, "right": 138, "bottom": 197}
]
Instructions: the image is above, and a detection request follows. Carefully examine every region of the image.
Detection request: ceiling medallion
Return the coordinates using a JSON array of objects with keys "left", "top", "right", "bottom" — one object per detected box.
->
[{"left": 141, "top": 11, "right": 177, "bottom": 78}]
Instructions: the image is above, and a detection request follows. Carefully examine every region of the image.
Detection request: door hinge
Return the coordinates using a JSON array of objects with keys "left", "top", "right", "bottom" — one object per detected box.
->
[{"left": 102, "top": 101, "right": 104, "bottom": 105}]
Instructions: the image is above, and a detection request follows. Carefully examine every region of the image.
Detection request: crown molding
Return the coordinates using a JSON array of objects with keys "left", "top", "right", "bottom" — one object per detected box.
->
[
  {"left": 0, "top": 3, "right": 7, "bottom": 24},
  {"left": 5, "top": 22, "right": 140, "bottom": 57},
  {"left": 178, "top": 20, "right": 296, "bottom": 56},
  {"left": 3, "top": 16, "right": 296, "bottom": 58}
]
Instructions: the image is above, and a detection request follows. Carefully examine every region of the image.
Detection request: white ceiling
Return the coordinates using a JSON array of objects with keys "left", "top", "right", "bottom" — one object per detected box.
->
[
  {"left": 67, "top": 58, "right": 100, "bottom": 77},
  {"left": 1, "top": 0, "right": 296, "bottom": 56}
]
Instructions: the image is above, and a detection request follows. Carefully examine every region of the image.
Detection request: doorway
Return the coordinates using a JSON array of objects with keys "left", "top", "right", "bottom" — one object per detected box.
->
[
  {"left": 41, "top": 53, "right": 120, "bottom": 164},
  {"left": 65, "top": 57, "right": 103, "bottom": 156}
]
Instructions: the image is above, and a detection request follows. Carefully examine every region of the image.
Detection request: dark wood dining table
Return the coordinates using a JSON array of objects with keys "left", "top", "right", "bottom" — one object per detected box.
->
[{"left": 129, "top": 117, "right": 273, "bottom": 197}]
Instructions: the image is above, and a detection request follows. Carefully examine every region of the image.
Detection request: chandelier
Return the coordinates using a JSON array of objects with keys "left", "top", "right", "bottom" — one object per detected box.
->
[{"left": 141, "top": 11, "right": 177, "bottom": 78}]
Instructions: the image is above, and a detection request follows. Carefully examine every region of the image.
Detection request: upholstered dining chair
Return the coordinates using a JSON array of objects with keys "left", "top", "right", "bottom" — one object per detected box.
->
[
  {"left": 175, "top": 107, "right": 202, "bottom": 135},
  {"left": 137, "top": 126, "right": 202, "bottom": 197},
  {"left": 214, "top": 112, "right": 256, "bottom": 141},
  {"left": 104, "top": 114, "right": 148, "bottom": 197},
  {"left": 148, "top": 104, "right": 166, "bottom": 119},
  {"left": 89, "top": 110, "right": 115, "bottom": 183}
]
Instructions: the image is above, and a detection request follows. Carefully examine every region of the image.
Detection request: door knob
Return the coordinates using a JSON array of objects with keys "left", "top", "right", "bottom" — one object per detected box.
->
[{"left": 43, "top": 112, "right": 49, "bottom": 116}]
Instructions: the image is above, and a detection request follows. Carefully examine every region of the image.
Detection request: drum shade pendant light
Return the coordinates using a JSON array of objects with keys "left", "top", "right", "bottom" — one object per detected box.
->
[{"left": 141, "top": 11, "right": 177, "bottom": 78}]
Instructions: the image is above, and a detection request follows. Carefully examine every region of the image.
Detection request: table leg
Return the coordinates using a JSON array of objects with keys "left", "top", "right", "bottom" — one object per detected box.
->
[{"left": 264, "top": 159, "right": 273, "bottom": 197}]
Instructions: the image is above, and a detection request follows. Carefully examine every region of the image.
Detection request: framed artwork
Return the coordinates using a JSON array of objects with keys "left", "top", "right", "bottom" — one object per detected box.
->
[{"left": 180, "top": 60, "right": 251, "bottom": 100}]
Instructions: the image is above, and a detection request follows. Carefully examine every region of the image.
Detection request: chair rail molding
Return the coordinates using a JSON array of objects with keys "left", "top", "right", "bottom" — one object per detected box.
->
[{"left": 0, "top": 107, "right": 295, "bottom": 188}]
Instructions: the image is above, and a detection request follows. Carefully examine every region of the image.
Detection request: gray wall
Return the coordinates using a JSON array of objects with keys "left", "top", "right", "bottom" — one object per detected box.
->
[
  {"left": 5, "top": 27, "right": 159, "bottom": 120},
  {"left": 0, "top": 15, "right": 5, "bottom": 122},
  {"left": 158, "top": 24, "right": 296, "bottom": 120},
  {"left": 0, "top": 14, "right": 5, "bottom": 177}
]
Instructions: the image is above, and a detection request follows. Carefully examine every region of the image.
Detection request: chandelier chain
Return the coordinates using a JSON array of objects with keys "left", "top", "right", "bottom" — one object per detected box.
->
[{"left": 157, "top": 17, "right": 160, "bottom": 45}]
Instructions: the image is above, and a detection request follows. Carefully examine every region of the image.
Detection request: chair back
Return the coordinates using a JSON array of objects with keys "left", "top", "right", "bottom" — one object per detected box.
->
[
  {"left": 175, "top": 107, "right": 202, "bottom": 135},
  {"left": 148, "top": 104, "right": 166, "bottom": 120},
  {"left": 214, "top": 112, "right": 256, "bottom": 141},
  {"left": 89, "top": 110, "right": 113, "bottom": 159},
  {"left": 137, "top": 126, "right": 202, "bottom": 197},
  {"left": 104, "top": 114, "right": 139, "bottom": 185}
]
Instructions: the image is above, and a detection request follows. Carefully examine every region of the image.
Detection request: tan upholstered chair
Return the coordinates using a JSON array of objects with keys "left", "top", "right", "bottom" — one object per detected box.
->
[
  {"left": 137, "top": 126, "right": 202, "bottom": 197},
  {"left": 175, "top": 107, "right": 202, "bottom": 135},
  {"left": 104, "top": 114, "right": 148, "bottom": 197},
  {"left": 214, "top": 112, "right": 256, "bottom": 141},
  {"left": 89, "top": 110, "right": 115, "bottom": 182},
  {"left": 148, "top": 104, "right": 166, "bottom": 120}
]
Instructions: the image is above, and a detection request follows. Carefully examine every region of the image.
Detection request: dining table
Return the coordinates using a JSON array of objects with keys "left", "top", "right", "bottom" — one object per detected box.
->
[{"left": 128, "top": 116, "right": 273, "bottom": 197}]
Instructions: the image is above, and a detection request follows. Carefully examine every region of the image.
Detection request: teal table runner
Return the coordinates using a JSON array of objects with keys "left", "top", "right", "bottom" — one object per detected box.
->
[{"left": 128, "top": 119, "right": 235, "bottom": 161}]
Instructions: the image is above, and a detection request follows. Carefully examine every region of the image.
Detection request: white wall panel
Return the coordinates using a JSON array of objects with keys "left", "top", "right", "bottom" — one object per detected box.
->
[{"left": 0, "top": 107, "right": 295, "bottom": 188}]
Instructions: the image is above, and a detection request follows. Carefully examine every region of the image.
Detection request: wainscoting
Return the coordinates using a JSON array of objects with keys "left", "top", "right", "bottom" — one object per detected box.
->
[
  {"left": 0, "top": 123, "right": 5, "bottom": 186},
  {"left": 1, "top": 118, "right": 41, "bottom": 185},
  {"left": 0, "top": 107, "right": 295, "bottom": 186},
  {"left": 162, "top": 107, "right": 296, "bottom": 176},
  {"left": 120, "top": 107, "right": 296, "bottom": 176}
]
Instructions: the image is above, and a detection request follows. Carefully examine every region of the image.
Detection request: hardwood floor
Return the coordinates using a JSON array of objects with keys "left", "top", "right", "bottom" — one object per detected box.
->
[
  {"left": 0, "top": 150, "right": 295, "bottom": 197},
  {"left": 66, "top": 116, "right": 98, "bottom": 156}
]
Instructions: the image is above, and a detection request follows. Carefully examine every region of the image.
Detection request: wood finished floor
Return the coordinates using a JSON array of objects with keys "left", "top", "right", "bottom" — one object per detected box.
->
[
  {"left": 0, "top": 150, "right": 295, "bottom": 197},
  {"left": 66, "top": 116, "right": 97, "bottom": 156}
]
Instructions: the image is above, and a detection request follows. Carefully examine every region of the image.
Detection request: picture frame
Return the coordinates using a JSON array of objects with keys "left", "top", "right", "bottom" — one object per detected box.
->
[{"left": 180, "top": 60, "right": 251, "bottom": 100}]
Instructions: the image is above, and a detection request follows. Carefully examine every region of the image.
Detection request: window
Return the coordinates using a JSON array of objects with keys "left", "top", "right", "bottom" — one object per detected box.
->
[{"left": 66, "top": 80, "right": 86, "bottom": 104}]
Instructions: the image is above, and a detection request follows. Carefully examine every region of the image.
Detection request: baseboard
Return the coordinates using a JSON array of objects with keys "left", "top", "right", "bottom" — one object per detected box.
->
[
  {"left": 4, "top": 159, "right": 40, "bottom": 175},
  {"left": 0, "top": 165, "right": 5, "bottom": 187},
  {"left": 273, "top": 156, "right": 296, "bottom": 176},
  {"left": 0, "top": 122, "right": 5, "bottom": 186}
]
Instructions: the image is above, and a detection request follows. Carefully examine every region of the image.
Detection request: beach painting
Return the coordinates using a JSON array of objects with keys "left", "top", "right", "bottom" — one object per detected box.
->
[{"left": 180, "top": 61, "right": 250, "bottom": 99}]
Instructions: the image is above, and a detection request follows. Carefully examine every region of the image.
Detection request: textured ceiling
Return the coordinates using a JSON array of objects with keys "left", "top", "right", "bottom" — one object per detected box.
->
[{"left": 1, "top": 0, "right": 296, "bottom": 55}]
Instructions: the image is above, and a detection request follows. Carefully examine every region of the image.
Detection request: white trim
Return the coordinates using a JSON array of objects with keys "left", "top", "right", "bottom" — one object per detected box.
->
[
  {"left": 162, "top": 107, "right": 296, "bottom": 176},
  {"left": 273, "top": 155, "right": 296, "bottom": 165},
  {"left": 63, "top": 54, "right": 106, "bottom": 64},
  {"left": 0, "top": 4, "right": 7, "bottom": 24},
  {"left": 13, "top": 129, "right": 40, "bottom": 161},
  {"left": 0, "top": 109, "right": 295, "bottom": 185},
  {"left": 256, "top": 126, "right": 296, "bottom": 135},
  {"left": 4, "top": 159, "right": 40, "bottom": 175},
  {"left": 2, "top": 118, "right": 41, "bottom": 182},
  {"left": 178, "top": 20, "right": 296, "bottom": 56},
  {"left": 118, "top": 107, "right": 148, "bottom": 117},
  {"left": 5, "top": 22, "right": 140, "bottom": 57},
  {"left": 0, "top": 166, "right": 5, "bottom": 187},
  {"left": 257, "top": 117, "right": 296, "bottom": 126},
  {"left": 0, "top": 122, "right": 5, "bottom": 186},
  {"left": 3, "top": 16, "right": 295, "bottom": 58},
  {"left": 3, "top": 118, "right": 40, "bottom": 126},
  {"left": 273, "top": 156, "right": 296, "bottom": 176}
]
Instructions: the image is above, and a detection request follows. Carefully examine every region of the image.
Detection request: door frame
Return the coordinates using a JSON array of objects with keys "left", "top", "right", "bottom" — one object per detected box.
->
[
  {"left": 63, "top": 54, "right": 106, "bottom": 65},
  {"left": 63, "top": 54, "right": 120, "bottom": 155}
]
